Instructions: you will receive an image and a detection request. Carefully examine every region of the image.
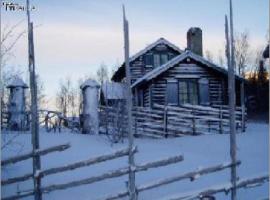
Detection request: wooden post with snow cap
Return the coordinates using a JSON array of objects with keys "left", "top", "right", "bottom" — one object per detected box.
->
[
  {"left": 225, "top": 0, "right": 237, "bottom": 198},
  {"left": 123, "top": 5, "right": 137, "bottom": 200},
  {"left": 26, "top": 0, "right": 42, "bottom": 199},
  {"left": 80, "top": 79, "right": 100, "bottom": 134}
]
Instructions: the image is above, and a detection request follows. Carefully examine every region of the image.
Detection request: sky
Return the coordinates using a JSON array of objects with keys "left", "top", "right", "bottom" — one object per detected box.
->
[{"left": 1, "top": 0, "right": 269, "bottom": 100}]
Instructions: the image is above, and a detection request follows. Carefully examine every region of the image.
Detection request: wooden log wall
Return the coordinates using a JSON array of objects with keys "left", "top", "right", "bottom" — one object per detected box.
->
[
  {"left": 129, "top": 44, "right": 179, "bottom": 84},
  {"left": 143, "top": 61, "right": 234, "bottom": 107}
]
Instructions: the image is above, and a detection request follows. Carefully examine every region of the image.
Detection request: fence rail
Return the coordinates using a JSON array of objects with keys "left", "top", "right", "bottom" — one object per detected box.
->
[
  {"left": 161, "top": 174, "right": 269, "bottom": 200},
  {"left": 99, "top": 103, "right": 247, "bottom": 138},
  {"left": 1, "top": 143, "right": 70, "bottom": 166},
  {"left": 2, "top": 144, "right": 185, "bottom": 200}
]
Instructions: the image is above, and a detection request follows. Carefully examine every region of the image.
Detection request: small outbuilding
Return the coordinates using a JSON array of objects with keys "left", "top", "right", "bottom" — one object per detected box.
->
[{"left": 100, "top": 81, "right": 126, "bottom": 106}]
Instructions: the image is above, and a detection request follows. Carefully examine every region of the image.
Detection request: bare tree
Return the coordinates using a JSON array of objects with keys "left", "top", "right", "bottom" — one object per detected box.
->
[
  {"left": 205, "top": 50, "right": 214, "bottom": 62},
  {"left": 1, "top": 21, "right": 26, "bottom": 113},
  {"left": 235, "top": 30, "right": 250, "bottom": 77},
  {"left": 56, "top": 78, "right": 79, "bottom": 117},
  {"left": 0, "top": 21, "right": 26, "bottom": 68},
  {"left": 218, "top": 49, "right": 225, "bottom": 67},
  {"left": 96, "top": 63, "right": 108, "bottom": 85}
]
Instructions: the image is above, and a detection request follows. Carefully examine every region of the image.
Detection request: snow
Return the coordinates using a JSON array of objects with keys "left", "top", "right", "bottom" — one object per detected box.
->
[
  {"left": 1, "top": 122, "right": 268, "bottom": 200},
  {"left": 6, "top": 77, "right": 28, "bottom": 88},
  {"left": 80, "top": 79, "right": 100, "bottom": 89}
]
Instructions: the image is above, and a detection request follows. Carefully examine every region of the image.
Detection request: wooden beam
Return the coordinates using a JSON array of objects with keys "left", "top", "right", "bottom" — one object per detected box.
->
[
  {"left": 39, "top": 147, "right": 137, "bottom": 178},
  {"left": 1, "top": 143, "right": 70, "bottom": 166}
]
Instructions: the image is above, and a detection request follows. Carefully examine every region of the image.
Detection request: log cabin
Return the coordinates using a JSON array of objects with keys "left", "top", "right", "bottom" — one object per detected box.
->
[{"left": 112, "top": 27, "right": 244, "bottom": 108}]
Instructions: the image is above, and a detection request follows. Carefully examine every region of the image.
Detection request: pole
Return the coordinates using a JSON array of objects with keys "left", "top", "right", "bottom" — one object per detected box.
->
[
  {"left": 228, "top": 0, "right": 237, "bottom": 198},
  {"left": 26, "top": 1, "right": 41, "bottom": 199},
  {"left": 123, "top": 5, "right": 136, "bottom": 200},
  {"left": 241, "top": 81, "right": 245, "bottom": 132}
]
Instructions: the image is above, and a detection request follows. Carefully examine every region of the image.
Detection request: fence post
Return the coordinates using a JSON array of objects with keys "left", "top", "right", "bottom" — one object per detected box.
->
[
  {"left": 27, "top": 19, "right": 42, "bottom": 200},
  {"left": 191, "top": 108, "right": 196, "bottom": 135},
  {"left": 219, "top": 107, "right": 223, "bottom": 134},
  {"left": 241, "top": 82, "right": 245, "bottom": 132},
  {"left": 123, "top": 7, "right": 136, "bottom": 200},
  {"left": 163, "top": 106, "right": 168, "bottom": 136}
]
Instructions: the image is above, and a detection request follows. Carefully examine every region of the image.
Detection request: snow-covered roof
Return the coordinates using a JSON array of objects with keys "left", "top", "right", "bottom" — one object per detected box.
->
[
  {"left": 131, "top": 50, "right": 243, "bottom": 88},
  {"left": 111, "top": 37, "right": 183, "bottom": 81},
  {"left": 80, "top": 79, "right": 100, "bottom": 89},
  {"left": 101, "top": 81, "right": 125, "bottom": 100},
  {"left": 128, "top": 37, "right": 183, "bottom": 64},
  {"left": 6, "top": 77, "right": 28, "bottom": 88}
]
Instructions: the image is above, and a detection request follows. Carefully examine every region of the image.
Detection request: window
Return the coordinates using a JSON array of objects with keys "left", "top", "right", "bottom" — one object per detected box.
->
[
  {"left": 160, "top": 54, "right": 168, "bottom": 65},
  {"left": 153, "top": 54, "right": 160, "bottom": 68},
  {"left": 179, "top": 79, "right": 198, "bottom": 105},
  {"left": 153, "top": 54, "right": 169, "bottom": 68},
  {"left": 137, "top": 89, "right": 144, "bottom": 107},
  {"left": 179, "top": 81, "right": 188, "bottom": 104},
  {"left": 166, "top": 81, "right": 178, "bottom": 105},
  {"left": 198, "top": 78, "right": 210, "bottom": 105},
  {"left": 145, "top": 54, "right": 153, "bottom": 66}
]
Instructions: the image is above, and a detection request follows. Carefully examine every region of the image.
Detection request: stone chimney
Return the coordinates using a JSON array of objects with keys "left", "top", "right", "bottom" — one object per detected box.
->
[{"left": 187, "top": 27, "right": 203, "bottom": 56}]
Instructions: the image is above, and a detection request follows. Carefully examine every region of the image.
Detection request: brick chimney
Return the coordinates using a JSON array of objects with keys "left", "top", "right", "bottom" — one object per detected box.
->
[{"left": 187, "top": 27, "right": 203, "bottom": 56}]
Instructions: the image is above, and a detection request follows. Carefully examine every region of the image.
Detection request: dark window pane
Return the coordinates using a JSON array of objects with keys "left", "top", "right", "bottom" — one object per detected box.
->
[
  {"left": 179, "top": 81, "right": 188, "bottom": 104},
  {"left": 137, "top": 89, "right": 144, "bottom": 106},
  {"left": 161, "top": 54, "right": 168, "bottom": 65},
  {"left": 153, "top": 54, "right": 160, "bottom": 68},
  {"left": 189, "top": 81, "right": 198, "bottom": 105},
  {"left": 167, "top": 82, "right": 178, "bottom": 105},
  {"left": 198, "top": 78, "right": 210, "bottom": 105},
  {"left": 145, "top": 54, "right": 153, "bottom": 66},
  {"left": 179, "top": 79, "right": 199, "bottom": 105}
]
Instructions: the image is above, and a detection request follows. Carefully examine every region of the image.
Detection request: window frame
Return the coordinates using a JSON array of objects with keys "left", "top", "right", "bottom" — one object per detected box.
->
[
  {"left": 178, "top": 79, "right": 199, "bottom": 105},
  {"left": 166, "top": 80, "right": 179, "bottom": 106}
]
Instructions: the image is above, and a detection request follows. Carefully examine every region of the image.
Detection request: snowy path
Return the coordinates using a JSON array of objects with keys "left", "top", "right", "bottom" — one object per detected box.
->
[{"left": 1, "top": 122, "right": 269, "bottom": 200}]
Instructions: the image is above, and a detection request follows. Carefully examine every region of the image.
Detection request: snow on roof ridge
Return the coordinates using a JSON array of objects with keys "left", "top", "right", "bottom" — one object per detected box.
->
[
  {"left": 80, "top": 79, "right": 100, "bottom": 89},
  {"left": 131, "top": 50, "right": 243, "bottom": 88},
  {"left": 128, "top": 37, "right": 183, "bottom": 64},
  {"left": 7, "top": 77, "right": 28, "bottom": 88}
]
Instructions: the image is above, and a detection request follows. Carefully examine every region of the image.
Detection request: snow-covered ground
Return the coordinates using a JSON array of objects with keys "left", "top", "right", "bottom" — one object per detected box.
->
[{"left": 1, "top": 122, "right": 269, "bottom": 200}]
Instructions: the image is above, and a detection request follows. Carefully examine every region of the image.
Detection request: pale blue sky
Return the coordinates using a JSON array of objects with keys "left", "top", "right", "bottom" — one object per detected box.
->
[{"left": 1, "top": 0, "right": 269, "bottom": 98}]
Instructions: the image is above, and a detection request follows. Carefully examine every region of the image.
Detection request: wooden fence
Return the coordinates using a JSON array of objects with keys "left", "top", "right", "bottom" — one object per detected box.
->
[
  {"left": 2, "top": 143, "right": 268, "bottom": 200},
  {"left": 1, "top": 143, "right": 183, "bottom": 200},
  {"left": 99, "top": 104, "right": 246, "bottom": 138}
]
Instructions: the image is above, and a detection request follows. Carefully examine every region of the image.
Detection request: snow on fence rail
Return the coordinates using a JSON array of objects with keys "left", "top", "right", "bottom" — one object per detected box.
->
[
  {"left": 1, "top": 143, "right": 70, "bottom": 166},
  {"left": 161, "top": 174, "right": 269, "bottom": 200},
  {"left": 1, "top": 144, "right": 184, "bottom": 200},
  {"left": 99, "top": 103, "right": 246, "bottom": 138}
]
